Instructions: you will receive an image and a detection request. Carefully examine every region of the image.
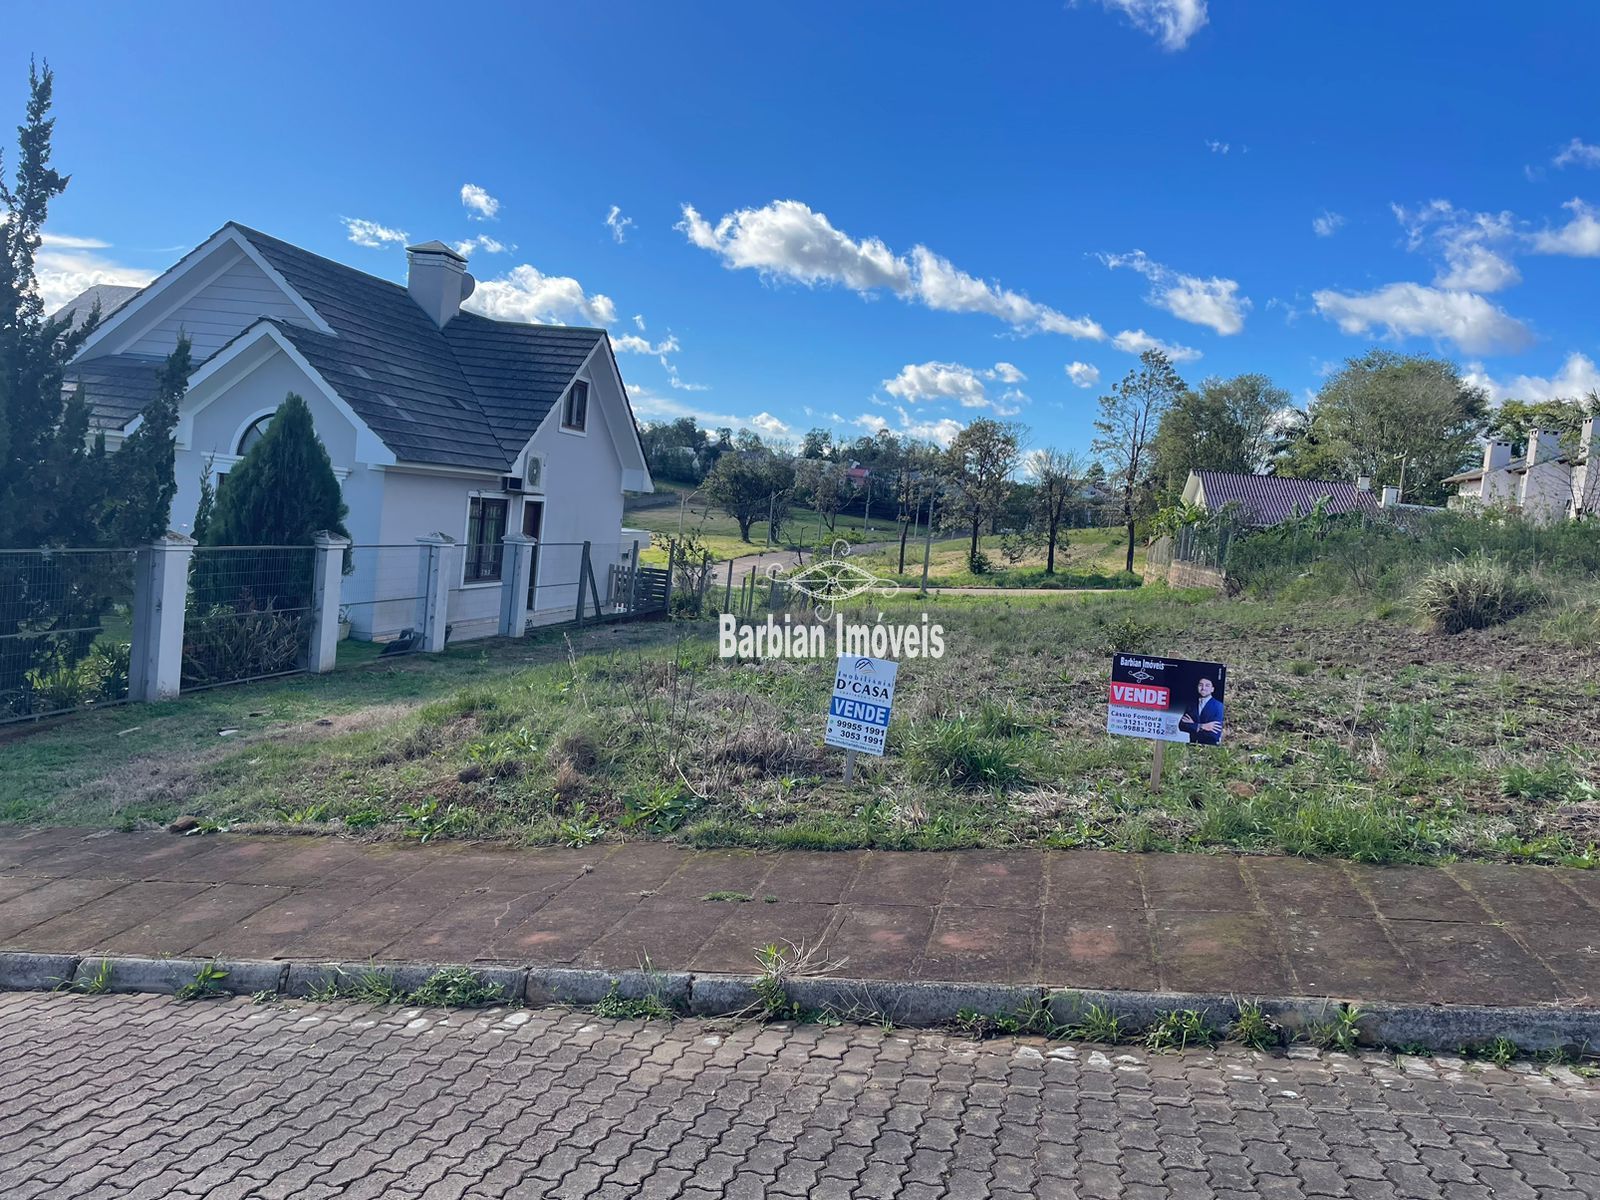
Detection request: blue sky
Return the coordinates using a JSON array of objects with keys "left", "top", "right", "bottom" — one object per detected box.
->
[{"left": 11, "top": 0, "right": 1600, "bottom": 456}]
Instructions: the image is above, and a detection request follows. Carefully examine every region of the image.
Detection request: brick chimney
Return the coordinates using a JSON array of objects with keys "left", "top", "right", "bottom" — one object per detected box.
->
[{"left": 406, "top": 240, "right": 475, "bottom": 328}]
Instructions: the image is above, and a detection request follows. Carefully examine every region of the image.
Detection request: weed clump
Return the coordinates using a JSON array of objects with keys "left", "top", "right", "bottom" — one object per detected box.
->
[{"left": 1413, "top": 557, "right": 1543, "bottom": 633}]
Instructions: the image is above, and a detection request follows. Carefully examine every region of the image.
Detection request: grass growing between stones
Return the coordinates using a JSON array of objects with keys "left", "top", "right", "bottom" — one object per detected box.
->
[{"left": 4, "top": 586, "right": 1597, "bottom": 865}]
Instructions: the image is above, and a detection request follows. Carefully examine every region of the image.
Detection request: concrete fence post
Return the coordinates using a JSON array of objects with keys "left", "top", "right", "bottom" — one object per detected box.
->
[
  {"left": 626, "top": 540, "right": 640, "bottom": 614},
  {"left": 416, "top": 534, "right": 455, "bottom": 653},
  {"left": 305, "top": 532, "right": 351, "bottom": 673},
  {"left": 500, "top": 533, "right": 535, "bottom": 637},
  {"left": 129, "top": 533, "right": 196, "bottom": 702}
]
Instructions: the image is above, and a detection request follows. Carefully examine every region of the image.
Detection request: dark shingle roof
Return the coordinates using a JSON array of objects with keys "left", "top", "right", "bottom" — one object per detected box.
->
[
  {"left": 67, "top": 223, "right": 617, "bottom": 473},
  {"left": 52, "top": 283, "right": 144, "bottom": 331},
  {"left": 66, "top": 354, "right": 168, "bottom": 428},
  {"left": 1195, "top": 471, "right": 1378, "bottom": 525}
]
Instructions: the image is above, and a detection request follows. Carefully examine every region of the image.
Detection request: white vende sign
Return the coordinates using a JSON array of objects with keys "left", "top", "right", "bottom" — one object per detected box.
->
[{"left": 824, "top": 654, "right": 899, "bottom": 757}]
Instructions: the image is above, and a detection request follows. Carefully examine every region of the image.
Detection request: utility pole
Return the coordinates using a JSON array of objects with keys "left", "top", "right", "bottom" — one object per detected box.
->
[{"left": 677, "top": 486, "right": 702, "bottom": 540}]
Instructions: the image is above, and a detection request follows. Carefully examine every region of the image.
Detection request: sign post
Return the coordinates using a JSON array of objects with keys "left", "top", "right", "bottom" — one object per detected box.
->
[
  {"left": 825, "top": 654, "right": 898, "bottom": 780},
  {"left": 1105, "top": 653, "right": 1227, "bottom": 790}
]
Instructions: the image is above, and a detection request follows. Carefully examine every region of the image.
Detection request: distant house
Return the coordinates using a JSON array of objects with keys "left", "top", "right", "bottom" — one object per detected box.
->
[
  {"left": 1443, "top": 419, "right": 1598, "bottom": 522},
  {"left": 56, "top": 223, "right": 653, "bottom": 640},
  {"left": 1180, "top": 470, "right": 1379, "bottom": 525}
]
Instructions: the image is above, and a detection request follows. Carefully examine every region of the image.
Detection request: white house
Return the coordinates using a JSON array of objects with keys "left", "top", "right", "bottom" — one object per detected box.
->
[
  {"left": 1443, "top": 419, "right": 1598, "bottom": 522},
  {"left": 58, "top": 223, "right": 653, "bottom": 641}
]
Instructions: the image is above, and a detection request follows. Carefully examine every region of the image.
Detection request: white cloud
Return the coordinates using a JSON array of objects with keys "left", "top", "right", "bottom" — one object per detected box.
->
[
  {"left": 853, "top": 407, "right": 966, "bottom": 448},
  {"left": 677, "top": 198, "right": 1106, "bottom": 340},
  {"left": 1530, "top": 198, "right": 1600, "bottom": 257},
  {"left": 1110, "top": 328, "right": 1202, "bottom": 362},
  {"left": 451, "top": 235, "right": 509, "bottom": 258},
  {"left": 605, "top": 205, "right": 635, "bottom": 244},
  {"left": 750, "top": 412, "right": 791, "bottom": 436},
  {"left": 612, "top": 332, "right": 679, "bottom": 355},
  {"left": 466, "top": 264, "right": 617, "bottom": 326},
  {"left": 1393, "top": 200, "right": 1521, "bottom": 292},
  {"left": 1102, "top": 249, "right": 1249, "bottom": 335},
  {"left": 629, "top": 387, "right": 790, "bottom": 438},
  {"left": 1463, "top": 353, "right": 1600, "bottom": 403},
  {"left": 41, "top": 232, "right": 111, "bottom": 250},
  {"left": 36, "top": 245, "right": 155, "bottom": 315},
  {"left": 883, "top": 361, "right": 1031, "bottom": 408},
  {"left": 677, "top": 199, "right": 911, "bottom": 293},
  {"left": 632, "top": 314, "right": 646, "bottom": 331},
  {"left": 1087, "top": 0, "right": 1208, "bottom": 50},
  {"left": 460, "top": 184, "right": 500, "bottom": 220},
  {"left": 1312, "top": 282, "right": 1532, "bottom": 354},
  {"left": 1065, "top": 361, "right": 1101, "bottom": 388},
  {"left": 341, "top": 217, "right": 408, "bottom": 249},
  {"left": 1553, "top": 138, "right": 1600, "bottom": 169},
  {"left": 1206, "top": 140, "right": 1229, "bottom": 155},
  {"left": 662, "top": 357, "right": 708, "bottom": 392},
  {"left": 1312, "top": 211, "right": 1345, "bottom": 238}
]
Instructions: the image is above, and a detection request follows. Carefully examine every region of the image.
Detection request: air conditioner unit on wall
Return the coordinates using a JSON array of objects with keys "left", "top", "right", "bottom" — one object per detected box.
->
[
  {"left": 501, "top": 475, "right": 525, "bottom": 493},
  {"left": 524, "top": 456, "right": 543, "bottom": 490}
]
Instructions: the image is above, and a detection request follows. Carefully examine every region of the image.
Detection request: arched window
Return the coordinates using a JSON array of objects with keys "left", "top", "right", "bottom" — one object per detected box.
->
[{"left": 236, "top": 413, "right": 274, "bottom": 456}]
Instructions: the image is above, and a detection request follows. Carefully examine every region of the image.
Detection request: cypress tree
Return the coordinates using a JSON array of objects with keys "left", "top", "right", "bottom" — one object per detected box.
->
[{"left": 204, "top": 393, "right": 348, "bottom": 547}]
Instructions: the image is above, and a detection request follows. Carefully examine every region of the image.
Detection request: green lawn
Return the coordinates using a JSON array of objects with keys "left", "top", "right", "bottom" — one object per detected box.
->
[
  {"left": 5, "top": 588, "right": 1596, "bottom": 866},
  {"left": 847, "top": 528, "right": 1145, "bottom": 589},
  {"left": 624, "top": 497, "right": 903, "bottom": 565}
]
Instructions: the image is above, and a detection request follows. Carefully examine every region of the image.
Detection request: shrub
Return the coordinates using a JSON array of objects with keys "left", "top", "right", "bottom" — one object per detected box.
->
[
  {"left": 1412, "top": 557, "right": 1544, "bottom": 633},
  {"left": 967, "top": 548, "right": 993, "bottom": 576}
]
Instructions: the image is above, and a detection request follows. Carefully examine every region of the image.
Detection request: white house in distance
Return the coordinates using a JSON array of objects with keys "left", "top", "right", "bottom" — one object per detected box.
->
[
  {"left": 57, "top": 223, "right": 653, "bottom": 641},
  {"left": 1443, "top": 419, "right": 1598, "bottom": 522}
]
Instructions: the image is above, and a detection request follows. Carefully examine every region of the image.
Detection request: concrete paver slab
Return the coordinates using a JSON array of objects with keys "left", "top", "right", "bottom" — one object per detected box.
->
[
  {"left": 1345, "top": 863, "right": 1492, "bottom": 923},
  {"left": 1385, "top": 918, "right": 1569, "bottom": 1006},
  {"left": 1151, "top": 910, "right": 1294, "bottom": 994},
  {"left": 823, "top": 903, "right": 935, "bottom": 980},
  {"left": 1040, "top": 911, "right": 1159, "bottom": 990},
  {"left": 0, "top": 876, "right": 129, "bottom": 943},
  {"left": 920, "top": 905, "right": 1040, "bottom": 982},
  {"left": 688, "top": 901, "right": 837, "bottom": 973},
  {"left": 1280, "top": 916, "right": 1437, "bottom": 1003},
  {"left": 94, "top": 883, "right": 290, "bottom": 956},
  {"left": 1243, "top": 856, "right": 1379, "bottom": 918},
  {"left": 757, "top": 851, "right": 862, "bottom": 903},
  {"left": 942, "top": 850, "right": 1045, "bottom": 907},
  {"left": 1141, "top": 854, "right": 1258, "bottom": 912},
  {"left": 1044, "top": 850, "right": 1145, "bottom": 911},
  {"left": 1449, "top": 860, "right": 1600, "bottom": 926},
  {"left": 13, "top": 880, "right": 213, "bottom": 952},
  {"left": 845, "top": 851, "right": 953, "bottom": 906}
]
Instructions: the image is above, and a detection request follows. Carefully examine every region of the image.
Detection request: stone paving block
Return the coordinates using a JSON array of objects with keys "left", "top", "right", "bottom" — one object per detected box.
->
[
  {"left": 576, "top": 900, "right": 729, "bottom": 972},
  {"left": 1279, "top": 917, "right": 1437, "bottom": 1003},
  {"left": 845, "top": 851, "right": 953, "bottom": 907},
  {"left": 821, "top": 902, "right": 933, "bottom": 980},
  {"left": 942, "top": 851, "right": 1046, "bottom": 908},
  {"left": 687, "top": 901, "right": 837, "bottom": 973},
  {"left": 0, "top": 876, "right": 130, "bottom": 942},
  {"left": 1151, "top": 910, "right": 1294, "bottom": 994},
  {"left": 0, "top": 874, "right": 48, "bottom": 905},
  {"left": 15, "top": 880, "right": 213, "bottom": 952},
  {"left": 1242, "top": 856, "right": 1378, "bottom": 919},
  {"left": 1041, "top": 909, "right": 1159, "bottom": 991},
  {"left": 754, "top": 851, "right": 863, "bottom": 904},
  {"left": 1343, "top": 863, "right": 1490, "bottom": 923},
  {"left": 1446, "top": 862, "right": 1600, "bottom": 926},
  {"left": 1384, "top": 920, "right": 1566, "bottom": 1007},
  {"left": 919, "top": 905, "right": 1040, "bottom": 983},
  {"left": 93, "top": 883, "right": 291, "bottom": 957},
  {"left": 1142, "top": 854, "right": 1258, "bottom": 913},
  {"left": 1044, "top": 849, "right": 1145, "bottom": 911}
]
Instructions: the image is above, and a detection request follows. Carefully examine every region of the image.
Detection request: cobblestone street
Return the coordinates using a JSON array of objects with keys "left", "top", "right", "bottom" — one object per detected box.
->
[{"left": 1, "top": 993, "right": 1597, "bottom": 1198}]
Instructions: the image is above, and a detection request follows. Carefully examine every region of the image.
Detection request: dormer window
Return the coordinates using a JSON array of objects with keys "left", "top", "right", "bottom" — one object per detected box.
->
[
  {"left": 562, "top": 380, "right": 589, "bottom": 432},
  {"left": 237, "top": 413, "right": 274, "bottom": 455}
]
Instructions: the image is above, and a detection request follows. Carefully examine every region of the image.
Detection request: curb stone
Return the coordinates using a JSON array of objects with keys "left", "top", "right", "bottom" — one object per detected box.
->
[
  {"left": 0, "top": 952, "right": 81, "bottom": 991},
  {"left": 525, "top": 966, "right": 691, "bottom": 1009},
  {"left": 72, "top": 956, "right": 287, "bottom": 997},
  {"left": 6, "top": 953, "right": 1597, "bottom": 1055}
]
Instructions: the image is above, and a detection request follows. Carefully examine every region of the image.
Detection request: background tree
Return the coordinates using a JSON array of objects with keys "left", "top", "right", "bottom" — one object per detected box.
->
[
  {"left": 204, "top": 394, "right": 348, "bottom": 547},
  {"left": 1279, "top": 351, "right": 1486, "bottom": 504},
  {"left": 890, "top": 437, "right": 939, "bottom": 573},
  {"left": 703, "top": 448, "right": 792, "bottom": 542},
  {"left": 1485, "top": 397, "right": 1591, "bottom": 451},
  {"left": 1030, "top": 447, "right": 1085, "bottom": 574},
  {"left": 1092, "top": 349, "right": 1185, "bottom": 573},
  {"left": 1150, "top": 373, "right": 1289, "bottom": 503},
  {"left": 794, "top": 458, "right": 855, "bottom": 532},
  {"left": 944, "top": 419, "right": 1024, "bottom": 568}
]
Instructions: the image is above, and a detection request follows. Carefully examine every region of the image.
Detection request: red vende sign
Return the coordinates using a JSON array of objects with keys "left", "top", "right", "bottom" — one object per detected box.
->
[{"left": 1108, "top": 682, "right": 1170, "bottom": 710}]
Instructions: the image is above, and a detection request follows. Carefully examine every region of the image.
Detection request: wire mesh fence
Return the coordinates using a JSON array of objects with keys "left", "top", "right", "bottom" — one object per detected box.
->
[
  {"left": 182, "top": 546, "right": 316, "bottom": 690},
  {"left": 0, "top": 548, "right": 138, "bottom": 723},
  {"left": 341, "top": 544, "right": 428, "bottom": 658}
]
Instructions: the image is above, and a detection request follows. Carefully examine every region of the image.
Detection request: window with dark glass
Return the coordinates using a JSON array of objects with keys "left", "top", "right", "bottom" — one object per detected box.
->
[
  {"left": 464, "top": 496, "right": 508, "bottom": 582},
  {"left": 237, "top": 413, "right": 274, "bottom": 455},
  {"left": 562, "top": 380, "right": 588, "bottom": 431}
]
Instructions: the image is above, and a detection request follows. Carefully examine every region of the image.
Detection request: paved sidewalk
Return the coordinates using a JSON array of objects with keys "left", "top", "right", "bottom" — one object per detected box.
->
[
  {"left": 4, "top": 991, "right": 1598, "bottom": 1200},
  {"left": 1, "top": 829, "right": 1598, "bottom": 1007}
]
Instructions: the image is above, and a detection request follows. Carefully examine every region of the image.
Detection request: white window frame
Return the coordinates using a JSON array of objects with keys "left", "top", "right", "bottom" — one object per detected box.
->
[{"left": 560, "top": 379, "right": 590, "bottom": 436}]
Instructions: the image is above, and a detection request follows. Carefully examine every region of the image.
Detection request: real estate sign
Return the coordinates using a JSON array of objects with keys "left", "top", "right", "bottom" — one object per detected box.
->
[
  {"left": 825, "top": 654, "right": 898, "bottom": 757},
  {"left": 1107, "top": 654, "right": 1227, "bottom": 746}
]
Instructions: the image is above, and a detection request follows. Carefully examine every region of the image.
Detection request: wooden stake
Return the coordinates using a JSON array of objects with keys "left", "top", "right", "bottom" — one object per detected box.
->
[
  {"left": 843, "top": 748, "right": 857, "bottom": 783},
  {"left": 1150, "top": 740, "right": 1166, "bottom": 789}
]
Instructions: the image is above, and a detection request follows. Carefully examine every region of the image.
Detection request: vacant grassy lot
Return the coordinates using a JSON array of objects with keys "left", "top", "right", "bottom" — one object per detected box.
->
[
  {"left": 847, "top": 528, "right": 1144, "bottom": 589},
  {"left": 4, "top": 587, "right": 1596, "bottom": 866},
  {"left": 625, "top": 497, "right": 894, "bottom": 565}
]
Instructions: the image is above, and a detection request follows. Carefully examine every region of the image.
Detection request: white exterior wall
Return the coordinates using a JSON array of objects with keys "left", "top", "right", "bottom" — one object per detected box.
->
[
  {"left": 123, "top": 249, "right": 307, "bottom": 361},
  {"left": 517, "top": 356, "right": 627, "bottom": 617},
  {"left": 170, "top": 350, "right": 358, "bottom": 537},
  {"left": 1518, "top": 432, "right": 1570, "bottom": 524}
]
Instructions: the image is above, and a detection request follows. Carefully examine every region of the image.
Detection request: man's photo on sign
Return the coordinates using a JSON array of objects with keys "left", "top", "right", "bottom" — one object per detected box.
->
[{"left": 1178, "top": 676, "right": 1225, "bottom": 745}]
